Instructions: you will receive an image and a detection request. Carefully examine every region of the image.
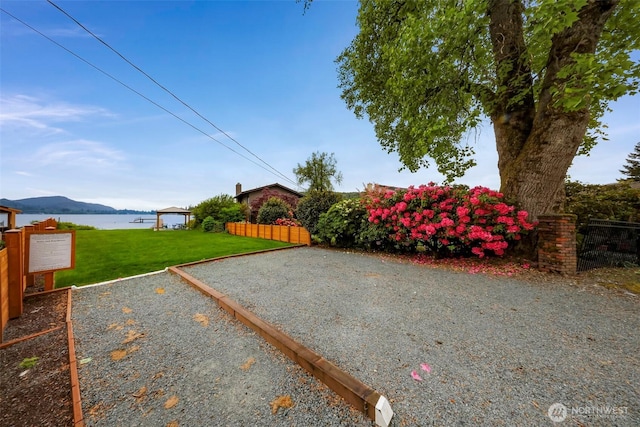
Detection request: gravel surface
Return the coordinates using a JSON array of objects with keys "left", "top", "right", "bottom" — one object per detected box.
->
[
  {"left": 180, "top": 247, "right": 640, "bottom": 426},
  {"left": 71, "top": 271, "right": 371, "bottom": 427}
]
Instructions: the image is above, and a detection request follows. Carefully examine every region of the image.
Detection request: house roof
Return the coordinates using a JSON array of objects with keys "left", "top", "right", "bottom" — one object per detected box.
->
[
  {"left": 156, "top": 206, "right": 192, "bottom": 214},
  {"left": 235, "top": 183, "right": 304, "bottom": 199}
]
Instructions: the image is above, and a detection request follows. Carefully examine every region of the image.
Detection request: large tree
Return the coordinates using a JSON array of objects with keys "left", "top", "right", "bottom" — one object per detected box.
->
[
  {"left": 293, "top": 151, "right": 344, "bottom": 192},
  {"left": 334, "top": 0, "right": 639, "bottom": 220}
]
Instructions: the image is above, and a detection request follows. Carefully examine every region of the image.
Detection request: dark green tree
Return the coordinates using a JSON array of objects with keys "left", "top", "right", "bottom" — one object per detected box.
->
[
  {"left": 620, "top": 142, "right": 640, "bottom": 181},
  {"left": 330, "top": 0, "right": 639, "bottom": 220},
  {"left": 293, "top": 151, "right": 343, "bottom": 192}
]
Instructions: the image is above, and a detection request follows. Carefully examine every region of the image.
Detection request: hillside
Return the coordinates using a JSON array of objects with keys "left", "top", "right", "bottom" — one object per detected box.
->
[{"left": 0, "top": 196, "right": 146, "bottom": 214}]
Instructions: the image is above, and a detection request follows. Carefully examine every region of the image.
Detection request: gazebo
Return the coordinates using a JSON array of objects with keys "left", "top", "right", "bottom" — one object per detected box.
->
[
  {"left": 155, "top": 207, "right": 192, "bottom": 230},
  {"left": 0, "top": 205, "right": 22, "bottom": 231}
]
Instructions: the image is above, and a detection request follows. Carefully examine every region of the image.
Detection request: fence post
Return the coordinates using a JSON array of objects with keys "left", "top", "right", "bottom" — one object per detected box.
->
[
  {"left": 5, "top": 230, "right": 24, "bottom": 318},
  {"left": 537, "top": 214, "right": 577, "bottom": 275},
  {"left": 22, "top": 224, "right": 36, "bottom": 287}
]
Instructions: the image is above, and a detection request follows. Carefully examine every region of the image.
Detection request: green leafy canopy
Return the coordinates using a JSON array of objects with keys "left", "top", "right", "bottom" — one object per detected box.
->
[{"left": 336, "top": 0, "right": 640, "bottom": 179}]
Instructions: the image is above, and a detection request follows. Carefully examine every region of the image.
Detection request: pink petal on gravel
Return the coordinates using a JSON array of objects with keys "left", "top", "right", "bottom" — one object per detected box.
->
[
  {"left": 410, "top": 370, "right": 423, "bottom": 381},
  {"left": 420, "top": 363, "right": 432, "bottom": 373}
]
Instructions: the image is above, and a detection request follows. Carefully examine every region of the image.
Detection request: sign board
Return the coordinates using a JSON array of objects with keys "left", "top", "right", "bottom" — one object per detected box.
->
[{"left": 26, "top": 230, "right": 76, "bottom": 274}]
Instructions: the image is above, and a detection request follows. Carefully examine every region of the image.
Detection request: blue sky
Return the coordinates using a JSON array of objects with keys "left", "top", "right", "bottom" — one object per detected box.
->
[{"left": 1, "top": 1, "right": 638, "bottom": 211}]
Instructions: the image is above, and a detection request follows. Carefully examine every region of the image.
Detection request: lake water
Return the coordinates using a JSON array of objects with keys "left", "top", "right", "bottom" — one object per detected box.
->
[{"left": 15, "top": 214, "right": 189, "bottom": 230}]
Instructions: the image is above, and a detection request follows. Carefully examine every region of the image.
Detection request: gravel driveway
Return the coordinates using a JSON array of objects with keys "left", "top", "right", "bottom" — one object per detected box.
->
[{"left": 73, "top": 247, "right": 639, "bottom": 426}]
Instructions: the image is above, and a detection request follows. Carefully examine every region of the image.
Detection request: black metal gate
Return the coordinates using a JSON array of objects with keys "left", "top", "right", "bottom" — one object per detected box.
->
[{"left": 578, "top": 219, "right": 640, "bottom": 271}]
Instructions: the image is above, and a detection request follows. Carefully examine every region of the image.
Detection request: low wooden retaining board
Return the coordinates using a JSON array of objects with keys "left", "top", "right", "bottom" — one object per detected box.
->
[
  {"left": 66, "top": 289, "right": 84, "bottom": 427},
  {"left": 169, "top": 266, "right": 394, "bottom": 427}
]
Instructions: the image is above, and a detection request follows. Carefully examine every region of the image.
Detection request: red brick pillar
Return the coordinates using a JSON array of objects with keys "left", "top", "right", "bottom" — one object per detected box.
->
[{"left": 537, "top": 214, "right": 577, "bottom": 275}]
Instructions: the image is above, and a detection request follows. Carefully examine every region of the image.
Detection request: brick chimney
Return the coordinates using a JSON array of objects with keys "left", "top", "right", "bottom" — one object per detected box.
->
[{"left": 235, "top": 183, "right": 242, "bottom": 196}]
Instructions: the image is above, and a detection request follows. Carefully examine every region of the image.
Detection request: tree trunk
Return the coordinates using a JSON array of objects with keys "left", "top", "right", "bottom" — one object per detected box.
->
[{"left": 494, "top": 0, "right": 618, "bottom": 221}]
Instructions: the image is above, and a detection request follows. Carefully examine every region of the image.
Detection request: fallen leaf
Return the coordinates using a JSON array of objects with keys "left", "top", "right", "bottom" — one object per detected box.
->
[
  {"left": 164, "top": 395, "right": 179, "bottom": 409},
  {"left": 107, "top": 323, "right": 123, "bottom": 331},
  {"left": 193, "top": 313, "right": 209, "bottom": 327},
  {"left": 270, "top": 395, "right": 294, "bottom": 414},
  {"left": 123, "top": 330, "right": 145, "bottom": 344},
  {"left": 152, "top": 372, "right": 165, "bottom": 381},
  {"left": 125, "top": 319, "right": 136, "bottom": 325},
  {"left": 420, "top": 363, "right": 432, "bottom": 373},
  {"left": 166, "top": 421, "right": 179, "bottom": 427},
  {"left": 132, "top": 386, "right": 148, "bottom": 403},
  {"left": 240, "top": 357, "right": 256, "bottom": 371},
  {"left": 122, "top": 307, "right": 133, "bottom": 314},
  {"left": 410, "top": 370, "right": 423, "bottom": 381},
  {"left": 155, "top": 288, "right": 165, "bottom": 294},
  {"left": 79, "top": 358, "right": 92, "bottom": 365},
  {"left": 128, "top": 345, "right": 141, "bottom": 354},
  {"left": 111, "top": 349, "right": 127, "bottom": 361},
  {"left": 88, "top": 402, "right": 107, "bottom": 420}
]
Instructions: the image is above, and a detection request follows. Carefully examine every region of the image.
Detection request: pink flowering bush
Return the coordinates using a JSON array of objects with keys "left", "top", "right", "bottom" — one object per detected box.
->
[
  {"left": 365, "top": 183, "right": 536, "bottom": 257},
  {"left": 274, "top": 217, "right": 301, "bottom": 227}
]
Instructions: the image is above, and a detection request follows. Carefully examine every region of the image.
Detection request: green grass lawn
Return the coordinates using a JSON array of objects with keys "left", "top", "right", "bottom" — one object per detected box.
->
[{"left": 54, "top": 229, "right": 292, "bottom": 288}]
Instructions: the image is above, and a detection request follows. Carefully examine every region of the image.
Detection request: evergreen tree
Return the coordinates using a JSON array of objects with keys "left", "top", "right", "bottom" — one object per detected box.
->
[{"left": 620, "top": 142, "right": 640, "bottom": 181}]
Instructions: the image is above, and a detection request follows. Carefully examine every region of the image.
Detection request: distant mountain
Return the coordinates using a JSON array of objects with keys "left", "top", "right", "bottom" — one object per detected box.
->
[{"left": 0, "top": 196, "right": 150, "bottom": 214}]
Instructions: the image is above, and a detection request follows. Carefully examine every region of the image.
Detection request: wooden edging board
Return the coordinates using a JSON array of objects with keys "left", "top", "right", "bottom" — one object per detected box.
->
[
  {"left": 168, "top": 266, "right": 393, "bottom": 427},
  {"left": 66, "top": 289, "right": 84, "bottom": 427}
]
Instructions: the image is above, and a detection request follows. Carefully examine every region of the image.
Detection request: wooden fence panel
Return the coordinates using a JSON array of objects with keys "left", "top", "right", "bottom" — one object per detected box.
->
[
  {"left": 0, "top": 248, "right": 8, "bottom": 342},
  {"left": 225, "top": 223, "right": 311, "bottom": 246},
  {"left": 5, "top": 230, "right": 24, "bottom": 319}
]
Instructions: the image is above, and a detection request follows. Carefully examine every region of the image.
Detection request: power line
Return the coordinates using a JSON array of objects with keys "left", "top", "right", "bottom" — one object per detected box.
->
[
  {"left": 0, "top": 7, "right": 292, "bottom": 181},
  {"left": 46, "top": 0, "right": 299, "bottom": 187}
]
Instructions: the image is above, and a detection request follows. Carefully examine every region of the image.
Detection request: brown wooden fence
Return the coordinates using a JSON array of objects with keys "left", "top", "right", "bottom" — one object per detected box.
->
[
  {"left": 0, "top": 248, "right": 8, "bottom": 342},
  {"left": 226, "top": 223, "right": 311, "bottom": 246},
  {"left": 0, "top": 217, "right": 58, "bottom": 342}
]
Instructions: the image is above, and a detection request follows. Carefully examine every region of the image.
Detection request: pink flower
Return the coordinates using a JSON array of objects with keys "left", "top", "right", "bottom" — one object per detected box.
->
[
  {"left": 507, "top": 225, "right": 520, "bottom": 233},
  {"left": 420, "top": 363, "right": 432, "bottom": 373},
  {"left": 411, "top": 370, "right": 423, "bottom": 381},
  {"left": 456, "top": 206, "right": 470, "bottom": 217}
]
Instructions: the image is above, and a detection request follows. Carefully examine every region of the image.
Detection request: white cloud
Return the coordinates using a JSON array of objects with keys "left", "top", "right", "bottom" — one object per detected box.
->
[
  {"left": 32, "top": 140, "right": 127, "bottom": 169},
  {"left": 0, "top": 94, "right": 114, "bottom": 135}
]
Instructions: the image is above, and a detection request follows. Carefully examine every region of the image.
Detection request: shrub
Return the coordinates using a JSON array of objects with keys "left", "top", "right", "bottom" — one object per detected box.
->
[
  {"left": 257, "top": 197, "right": 293, "bottom": 225},
  {"left": 219, "top": 204, "right": 249, "bottom": 224},
  {"left": 316, "top": 199, "right": 369, "bottom": 247},
  {"left": 249, "top": 189, "right": 300, "bottom": 222},
  {"left": 565, "top": 180, "right": 640, "bottom": 236},
  {"left": 201, "top": 216, "right": 216, "bottom": 232},
  {"left": 366, "top": 183, "right": 535, "bottom": 257},
  {"left": 295, "top": 191, "right": 342, "bottom": 235},
  {"left": 191, "top": 194, "right": 240, "bottom": 227}
]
